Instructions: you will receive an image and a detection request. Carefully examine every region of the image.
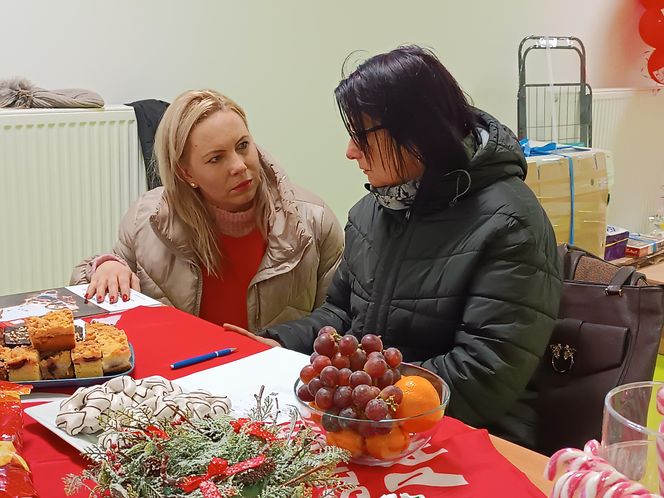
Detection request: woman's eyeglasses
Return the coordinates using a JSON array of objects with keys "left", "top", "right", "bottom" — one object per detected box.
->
[{"left": 350, "top": 124, "right": 385, "bottom": 143}]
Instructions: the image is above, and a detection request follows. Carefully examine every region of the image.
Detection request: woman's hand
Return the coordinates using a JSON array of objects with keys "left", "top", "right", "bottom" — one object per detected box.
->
[
  {"left": 87, "top": 261, "right": 140, "bottom": 304},
  {"left": 223, "top": 323, "right": 282, "bottom": 348}
]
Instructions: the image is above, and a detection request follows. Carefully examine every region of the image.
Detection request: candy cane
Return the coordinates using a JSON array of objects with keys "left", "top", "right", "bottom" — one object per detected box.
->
[
  {"left": 585, "top": 440, "right": 601, "bottom": 456},
  {"left": 546, "top": 449, "right": 588, "bottom": 480},
  {"left": 550, "top": 469, "right": 655, "bottom": 498},
  {"left": 546, "top": 447, "right": 615, "bottom": 481},
  {"left": 656, "top": 387, "right": 664, "bottom": 416},
  {"left": 546, "top": 441, "right": 664, "bottom": 498}
]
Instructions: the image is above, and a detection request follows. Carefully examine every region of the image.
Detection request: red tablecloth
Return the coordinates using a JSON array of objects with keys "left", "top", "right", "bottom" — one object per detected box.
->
[
  {"left": 22, "top": 306, "right": 268, "bottom": 498},
  {"left": 20, "top": 306, "right": 545, "bottom": 498},
  {"left": 340, "top": 418, "right": 545, "bottom": 498}
]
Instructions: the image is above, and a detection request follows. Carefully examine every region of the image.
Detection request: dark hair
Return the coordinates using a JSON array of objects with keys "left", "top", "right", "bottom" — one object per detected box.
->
[{"left": 334, "top": 45, "right": 477, "bottom": 181}]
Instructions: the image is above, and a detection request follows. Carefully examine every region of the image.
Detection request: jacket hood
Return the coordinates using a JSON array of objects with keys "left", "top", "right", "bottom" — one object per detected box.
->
[{"left": 413, "top": 108, "right": 527, "bottom": 213}]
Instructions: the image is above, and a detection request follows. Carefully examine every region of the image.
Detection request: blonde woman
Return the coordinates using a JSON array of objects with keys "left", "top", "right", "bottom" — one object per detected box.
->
[{"left": 71, "top": 90, "right": 344, "bottom": 337}]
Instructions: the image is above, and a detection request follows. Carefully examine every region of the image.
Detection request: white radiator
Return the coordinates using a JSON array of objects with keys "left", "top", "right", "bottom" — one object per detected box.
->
[
  {"left": 0, "top": 105, "right": 147, "bottom": 295},
  {"left": 592, "top": 88, "right": 664, "bottom": 233}
]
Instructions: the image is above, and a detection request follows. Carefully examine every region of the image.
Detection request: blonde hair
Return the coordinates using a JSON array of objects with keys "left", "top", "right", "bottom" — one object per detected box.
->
[{"left": 154, "top": 89, "right": 273, "bottom": 275}]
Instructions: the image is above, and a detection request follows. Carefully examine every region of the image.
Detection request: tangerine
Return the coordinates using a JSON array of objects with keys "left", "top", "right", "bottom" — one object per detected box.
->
[
  {"left": 326, "top": 428, "right": 364, "bottom": 457},
  {"left": 365, "top": 426, "right": 410, "bottom": 460},
  {"left": 393, "top": 375, "right": 443, "bottom": 433}
]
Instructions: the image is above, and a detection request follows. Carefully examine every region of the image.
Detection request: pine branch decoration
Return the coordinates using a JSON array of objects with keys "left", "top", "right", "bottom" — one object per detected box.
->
[{"left": 63, "top": 389, "right": 350, "bottom": 497}]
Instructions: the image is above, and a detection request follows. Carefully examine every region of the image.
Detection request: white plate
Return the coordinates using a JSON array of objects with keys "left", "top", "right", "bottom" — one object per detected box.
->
[
  {"left": 25, "top": 348, "right": 310, "bottom": 453},
  {"left": 25, "top": 400, "right": 97, "bottom": 453}
]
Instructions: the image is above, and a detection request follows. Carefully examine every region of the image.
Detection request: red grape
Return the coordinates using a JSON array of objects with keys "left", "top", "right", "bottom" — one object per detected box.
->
[
  {"left": 300, "top": 365, "right": 317, "bottom": 383},
  {"left": 338, "top": 368, "right": 352, "bottom": 386},
  {"left": 361, "top": 334, "right": 383, "bottom": 354},
  {"left": 310, "top": 352, "right": 320, "bottom": 364},
  {"left": 357, "top": 422, "right": 378, "bottom": 437},
  {"left": 312, "top": 355, "right": 332, "bottom": 373},
  {"left": 318, "top": 325, "right": 337, "bottom": 337},
  {"left": 314, "top": 333, "right": 337, "bottom": 357},
  {"left": 384, "top": 347, "right": 402, "bottom": 368},
  {"left": 373, "top": 415, "right": 394, "bottom": 435},
  {"left": 322, "top": 411, "right": 342, "bottom": 432},
  {"left": 333, "top": 386, "right": 353, "bottom": 408},
  {"left": 315, "top": 387, "right": 336, "bottom": 410},
  {"left": 391, "top": 368, "right": 401, "bottom": 382},
  {"left": 365, "top": 398, "right": 389, "bottom": 421},
  {"left": 367, "top": 386, "right": 381, "bottom": 399},
  {"left": 297, "top": 383, "right": 314, "bottom": 402},
  {"left": 320, "top": 366, "right": 340, "bottom": 387},
  {"left": 332, "top": 352, "right": 351, "bottom": 369},
  {"left": 308, "top": 377, "right": 323, "bottom": 397},
  {"left": 364, "top": 357, "right": 388, "bottom": 378},
  {"left": 349, "top": 371, "right": 372, "bottom": 388},
  {"left": 376, "top": 369, "right": 395, "bottom": 389},
  {"left": 338, "top": 407, "right": 359, "bottom": 430},
  {"left": 367, "top": 351, "right": 385, "bottom": 361},
  {"left": 349, "top": 349, "right": 367, "bottom": 371},
  {"left": 379, "top": 385, "right": 404, "bottom": 406},
  {"left": 339, "top": 334, "right": 359, "bottom": 355},
  {"left": 352, "top": 385, "right": 375, "bottom": 409}
]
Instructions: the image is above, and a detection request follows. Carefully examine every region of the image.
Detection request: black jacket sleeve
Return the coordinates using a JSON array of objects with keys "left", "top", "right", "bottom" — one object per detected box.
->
[
  {"left": 261, "top": 255, "right": 353, "bottom": 353},
  {"left": 419, "top": 213, "right": 561, "bottom": 427}
]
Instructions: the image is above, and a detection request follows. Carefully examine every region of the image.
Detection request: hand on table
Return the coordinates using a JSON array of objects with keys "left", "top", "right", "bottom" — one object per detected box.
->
[
  {"left": 223, "top": 323, "right": 281, "bottom": 348},
  {"left": 87, "top": 261, "right": 140, "bottom": 304}
]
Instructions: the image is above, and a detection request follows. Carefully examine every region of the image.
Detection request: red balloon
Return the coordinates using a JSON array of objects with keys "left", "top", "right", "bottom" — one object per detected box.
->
[
  {"left": 640, "top": 9, "right": 664, "bottom": 48},
  {"left": 640, "top": 0, "right": 664, "bottom": 9},
  {"left": 648, "top": 49, "right": 664, "bottom": 84}
]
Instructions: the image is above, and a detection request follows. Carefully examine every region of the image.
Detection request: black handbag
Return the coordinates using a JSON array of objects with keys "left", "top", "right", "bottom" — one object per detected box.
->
[{"left": 534, "top": 244, "right": 664, "bottom": 455}]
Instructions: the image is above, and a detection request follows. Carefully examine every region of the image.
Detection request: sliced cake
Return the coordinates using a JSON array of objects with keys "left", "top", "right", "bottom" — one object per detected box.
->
[
  {"left": 25, "top": 309, "right": 76, "bottom": 352},
  {"left": 3, "top": 325, "right": 31, "bottom": 347},
  {"left": 86, "top": 323, "right": 131, "bottom": 374},
  {"left": 39, "top": 350, "right": 74, "bottom": 380},
  {"left": 4, "top": 346, "right": 41, "bottom": 382},
  {"left": 70, "top": 340, "right": 104, "bottom": 378},
  {"left": 0, "top": 347, "right": 9, "bottom": 381}
]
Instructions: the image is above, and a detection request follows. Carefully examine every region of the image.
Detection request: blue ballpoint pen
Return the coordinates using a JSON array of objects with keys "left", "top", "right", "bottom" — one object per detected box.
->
[{"left": 170, "top": 348, "right": 237, "bottom": 369}]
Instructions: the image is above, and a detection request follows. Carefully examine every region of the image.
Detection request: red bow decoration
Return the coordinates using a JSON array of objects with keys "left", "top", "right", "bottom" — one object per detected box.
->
[
  {"left": 198, "top": 480, "right": 224, "bottom": 498},
  {"left": 117, "top": 425, "right": 170, "bottom": 441},
  {"left": 144, "top": 425, "right": 169, "bottom": 440},
  {"left": 225, "top": 455, "right": 267, "bottom": 476},
  {"left": 178, "top": 458, "right": 229, "bottom": 493},
  {"left": 229, "top": 418, "right": 277, "bottom": 441},
  {"left": 178, "top": 455, "right": 267, "bottom": 495}
]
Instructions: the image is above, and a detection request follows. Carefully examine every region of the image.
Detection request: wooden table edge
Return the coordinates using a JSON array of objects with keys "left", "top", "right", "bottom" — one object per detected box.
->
[{"left": 490, "top": 434, "right": 552, "bottom": 495}]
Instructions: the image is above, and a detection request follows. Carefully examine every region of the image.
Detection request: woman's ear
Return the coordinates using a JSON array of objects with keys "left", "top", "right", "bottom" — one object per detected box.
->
[{"left": 177, "top": 164, "right": 194, "bottom": 183}]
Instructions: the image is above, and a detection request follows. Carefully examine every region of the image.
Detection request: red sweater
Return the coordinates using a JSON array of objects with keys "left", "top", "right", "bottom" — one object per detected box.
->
[{"left": 199, "top": 229, "right": 266, "bottom": 329}]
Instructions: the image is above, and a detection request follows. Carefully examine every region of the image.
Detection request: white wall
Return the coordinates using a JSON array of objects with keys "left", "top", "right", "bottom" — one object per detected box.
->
[{"left": 2, "top": 0, "right": 659, "bottom": 227}]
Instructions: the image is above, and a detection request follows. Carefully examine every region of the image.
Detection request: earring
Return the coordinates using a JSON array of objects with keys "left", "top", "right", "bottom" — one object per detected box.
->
[{"left": 190, "top": 182, "right": 197, "bottom": 188}]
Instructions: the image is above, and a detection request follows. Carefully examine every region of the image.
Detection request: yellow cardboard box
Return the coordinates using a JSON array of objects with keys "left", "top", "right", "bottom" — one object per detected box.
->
[{"left": 525, "top": 149, "right": 609, "bottom": 257}]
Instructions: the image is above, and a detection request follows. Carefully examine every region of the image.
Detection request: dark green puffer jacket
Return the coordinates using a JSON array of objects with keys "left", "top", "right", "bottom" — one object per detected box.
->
[{"left": 263, "top": 110, "right": 562, "bottom": 448}]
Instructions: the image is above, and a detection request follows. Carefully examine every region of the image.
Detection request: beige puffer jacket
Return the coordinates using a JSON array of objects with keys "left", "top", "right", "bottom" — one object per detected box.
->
[{"left": 71, "top": 151, "right": 344, "bottom": 331}]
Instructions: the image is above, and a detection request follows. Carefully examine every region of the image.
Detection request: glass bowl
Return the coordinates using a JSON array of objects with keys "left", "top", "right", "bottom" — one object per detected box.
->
[{"left": 293, "top": 362, "right": 450, "bottom": 466}]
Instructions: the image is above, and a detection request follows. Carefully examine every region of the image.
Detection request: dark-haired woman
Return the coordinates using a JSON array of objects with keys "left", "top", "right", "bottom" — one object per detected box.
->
[{"left": 226, "top": 46, "right": 562, "bottom": 449}]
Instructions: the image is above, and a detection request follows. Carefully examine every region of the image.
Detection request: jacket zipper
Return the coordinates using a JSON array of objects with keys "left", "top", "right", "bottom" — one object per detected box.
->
[
  {"left": 192, "top": 263, "right": 203, "bottom": 315},
  {"left": 365, "top": 209, "right": 414, "bottom": 335},
  {"left": 245, "top": 234, "right": 313, "bottom": 330}
]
